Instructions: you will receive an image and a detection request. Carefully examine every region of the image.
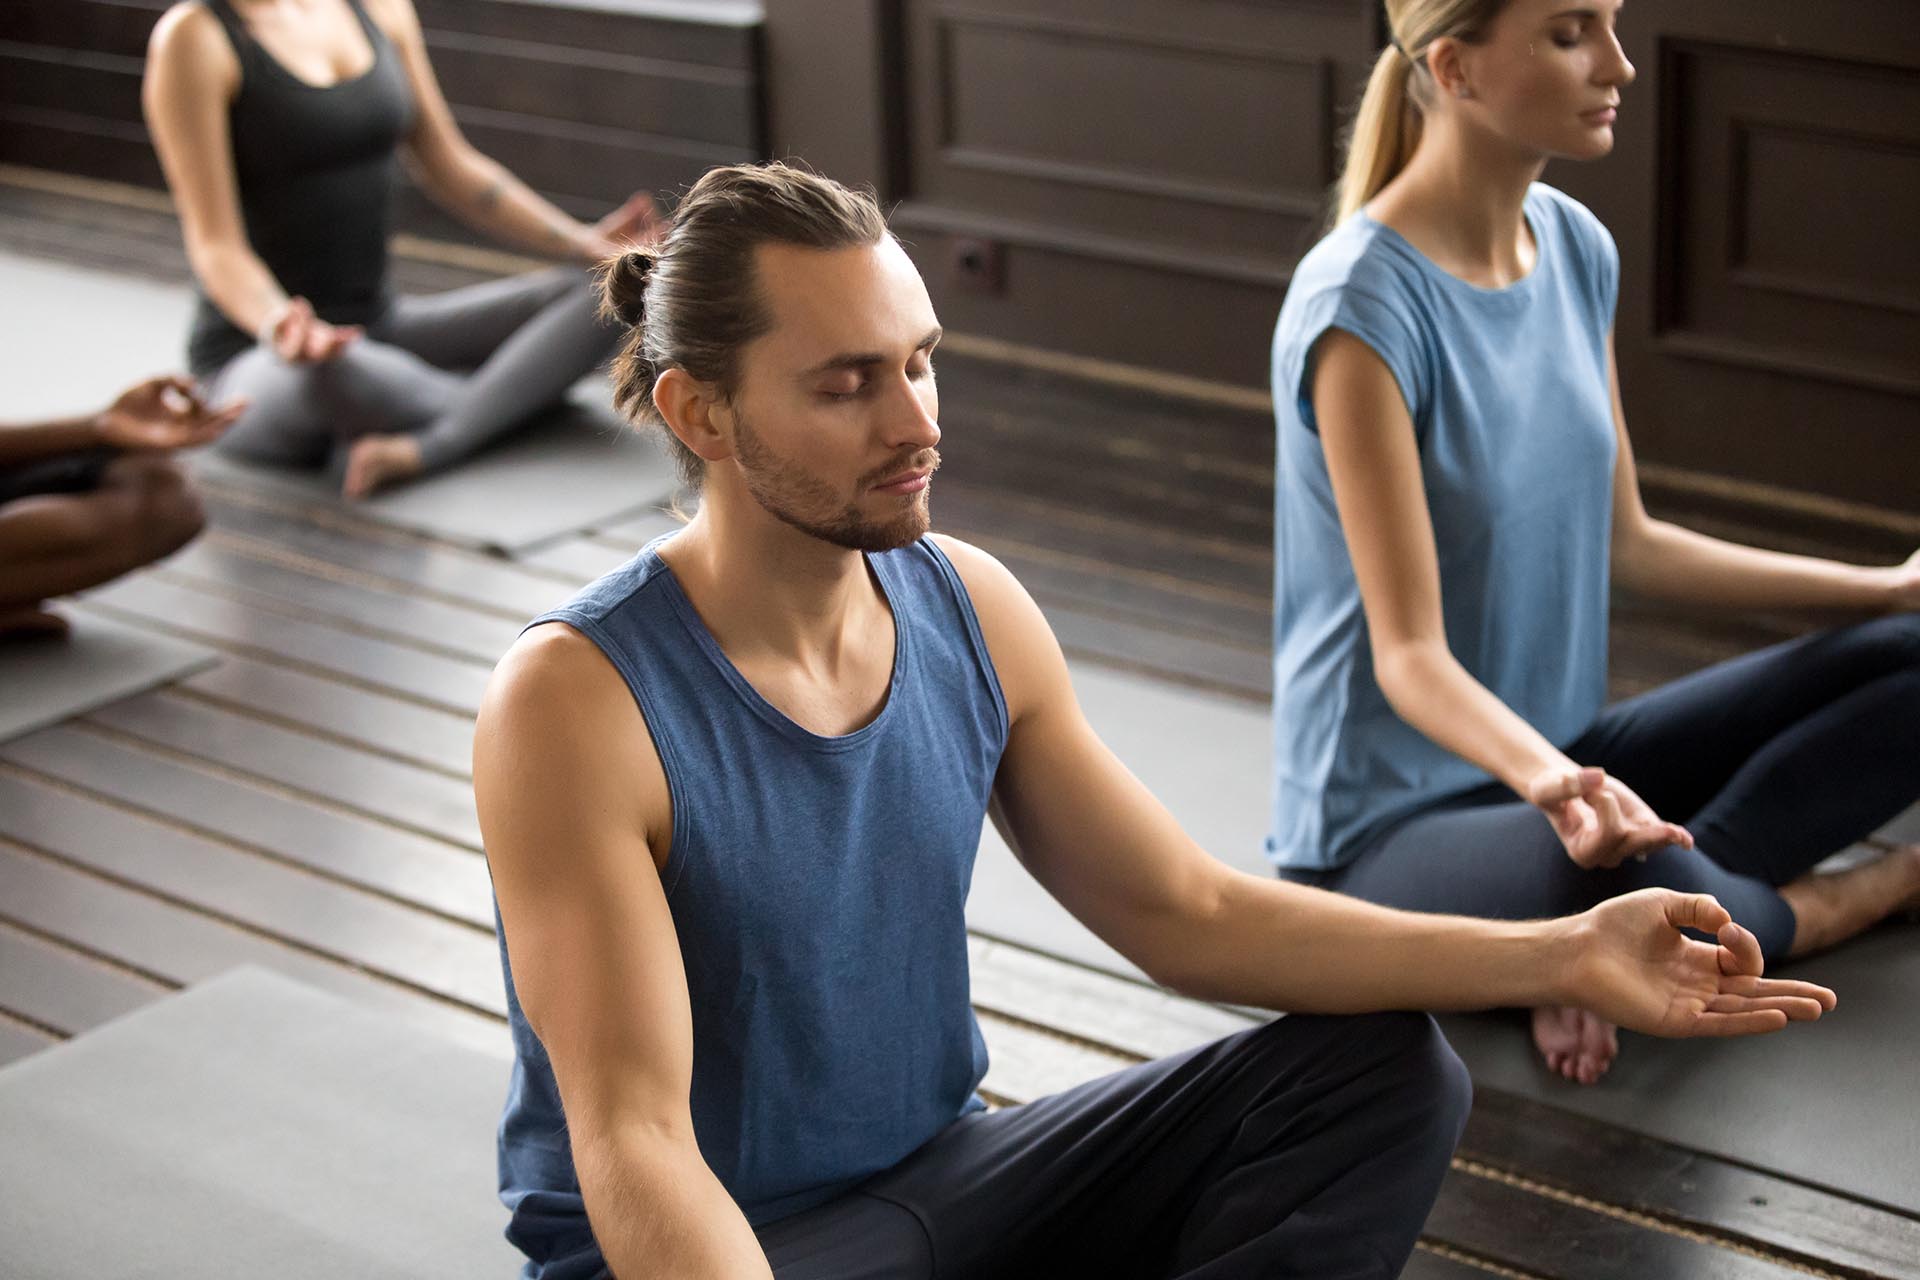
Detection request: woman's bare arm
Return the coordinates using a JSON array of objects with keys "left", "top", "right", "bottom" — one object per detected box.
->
[
  {"left": 1311, "top": 329, "right": 1688, "bottom": 868},
  {"left": 1605, "top": 337, "right": 1916, "bottom": 613},
  {"left": 142, "top": 4, "right": 291, "bottom": 337},
  {"left": 364, "top": 0, "right": 626, "bottom": 262}
]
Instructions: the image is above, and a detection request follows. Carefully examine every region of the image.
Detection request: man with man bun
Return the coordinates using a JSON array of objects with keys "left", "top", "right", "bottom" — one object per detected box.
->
[{"left": 474, "top": 161, "right": 1834, "bottom": 1280}]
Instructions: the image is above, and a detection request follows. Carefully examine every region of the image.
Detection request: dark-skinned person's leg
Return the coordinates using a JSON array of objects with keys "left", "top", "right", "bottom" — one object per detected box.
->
[{"left": 0, "top": 451, "right": 205, "bottom": 636}]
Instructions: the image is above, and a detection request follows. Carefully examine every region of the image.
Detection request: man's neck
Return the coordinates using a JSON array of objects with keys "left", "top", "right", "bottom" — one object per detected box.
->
[{"left": 656, "top": 488, "right": 890, "bottom": 678}]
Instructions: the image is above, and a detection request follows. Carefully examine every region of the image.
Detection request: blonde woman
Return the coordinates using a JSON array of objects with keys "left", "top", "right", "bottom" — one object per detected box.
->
[{"left": 1268, "top": 0, "right": 1920, "bottom": 1084}]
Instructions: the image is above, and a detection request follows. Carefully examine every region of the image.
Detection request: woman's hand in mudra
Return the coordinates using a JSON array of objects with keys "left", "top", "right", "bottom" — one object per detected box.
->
[{"left": 1528, "top": 764, "right": 1693, "bottom": 870}]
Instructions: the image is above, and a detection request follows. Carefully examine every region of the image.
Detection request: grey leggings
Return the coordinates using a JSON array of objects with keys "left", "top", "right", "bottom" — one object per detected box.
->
[{"left": 205, "top": 267, "right": 620, "bottom": 476}]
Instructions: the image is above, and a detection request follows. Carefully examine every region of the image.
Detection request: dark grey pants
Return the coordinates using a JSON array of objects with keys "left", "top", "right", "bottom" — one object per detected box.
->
[
  {"left": 206, "top": 266, "right": 620, "bottom": 478},
  {"left": 757, "top": 1012, "right": 1472, "bottom": 1280}
]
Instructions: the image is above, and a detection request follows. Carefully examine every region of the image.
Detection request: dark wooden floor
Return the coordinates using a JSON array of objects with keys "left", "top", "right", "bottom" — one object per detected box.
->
[{"left": 3, "top": 172, "right": 1917, "bottom": 1279}]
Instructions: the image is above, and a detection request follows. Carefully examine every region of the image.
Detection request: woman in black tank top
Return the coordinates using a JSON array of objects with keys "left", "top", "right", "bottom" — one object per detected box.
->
[{"left": 143, "top": 0, "right": 662, "bottom": 497}]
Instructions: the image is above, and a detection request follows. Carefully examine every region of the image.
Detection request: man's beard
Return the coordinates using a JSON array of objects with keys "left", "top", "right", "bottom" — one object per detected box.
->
[{"left": 732, "top": 408, "right": 939, "bottom": 553}]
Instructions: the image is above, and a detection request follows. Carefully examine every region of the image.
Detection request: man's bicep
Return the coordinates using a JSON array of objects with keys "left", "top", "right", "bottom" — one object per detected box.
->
[
  {"left": 475, "top": 633, "right": 694, "bottom": 1135},
  {"left": 933, "top": 538, "right": 1222, "bottom": 970}
]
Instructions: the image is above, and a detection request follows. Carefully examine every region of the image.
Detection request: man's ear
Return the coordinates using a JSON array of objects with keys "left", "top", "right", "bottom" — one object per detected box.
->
[{"left": 653, "top": 368, "right": 734, "bottom": 463}]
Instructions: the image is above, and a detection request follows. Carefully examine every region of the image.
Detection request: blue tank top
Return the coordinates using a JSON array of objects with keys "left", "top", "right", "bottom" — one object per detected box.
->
[
  {"left": 1267, "top": 184, "right": 1620, "bottom": 871},
  {"left": 496, "top": 536, "right": 1007, "bottom": 1278}
]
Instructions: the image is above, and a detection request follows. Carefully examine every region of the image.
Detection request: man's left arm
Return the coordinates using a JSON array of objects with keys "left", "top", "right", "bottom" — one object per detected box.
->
[{"left": 936, "top": 535, "right": 1835, "bottom": 1037}]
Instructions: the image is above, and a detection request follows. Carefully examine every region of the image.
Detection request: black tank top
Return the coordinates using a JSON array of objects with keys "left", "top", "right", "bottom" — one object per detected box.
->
[{"left": 187, "top": 0, "right": 414, "bottom": 376}]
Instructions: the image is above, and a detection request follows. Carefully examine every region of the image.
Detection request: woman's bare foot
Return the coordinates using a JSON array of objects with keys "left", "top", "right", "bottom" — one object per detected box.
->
[
  {"left": 341, "top": 434, "right": 423, "bottom": 499},
  {"left": 1532, "top": 1005, "right": 1619, "bottom": 1085},
  {"left": 1781, "top": 845, "right": 1920, "bottom": 955},
  {"left": 0, "top": 605, "right": 71, "bottom": 642}
]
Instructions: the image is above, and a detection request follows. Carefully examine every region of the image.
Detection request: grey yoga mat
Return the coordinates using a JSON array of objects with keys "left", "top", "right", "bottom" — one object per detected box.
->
[
  {"left": 0, "top": 612, "right": 216, "bottom": 743},
  {"left": 0, "top": 966, "right": 519, "bottom": 1280},
  {"left": 1, "top": 249, "right": 674, "bottom": 554},
  {"left": 1439, "top": 917, "right": 1920, "bottom": 1216},
  {"left": 965, "top": 660, "right": 1920, "bottom": 1215},
  {"left": 191, "top": 394, "right": 678, "bottom": 555}
]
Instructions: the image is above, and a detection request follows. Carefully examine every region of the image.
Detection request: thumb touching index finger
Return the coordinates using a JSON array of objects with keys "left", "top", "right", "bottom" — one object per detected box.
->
[
  {"left": 1663, "top": 892, "right": 1732, "bottom": 935},
  {"left": 1716, "top": 920, "right": 1766, "bottom": 978}
]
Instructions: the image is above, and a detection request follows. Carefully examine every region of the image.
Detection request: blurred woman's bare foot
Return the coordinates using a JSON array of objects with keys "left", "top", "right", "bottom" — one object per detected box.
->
[
  {"left": 0, "top": 605, "right": 70, "bottom": 642},
  {"left": 1532, "top": 1005, "right": 1619, "bottom": 1086},
  {"left": 1781, "top": 845, "right": 1920, "bottom": 955}
]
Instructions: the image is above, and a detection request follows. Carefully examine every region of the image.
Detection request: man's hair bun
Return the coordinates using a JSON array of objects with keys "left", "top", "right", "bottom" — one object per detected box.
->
[{"left": 598, "top": 247, "right": 659, "bottom": 329}]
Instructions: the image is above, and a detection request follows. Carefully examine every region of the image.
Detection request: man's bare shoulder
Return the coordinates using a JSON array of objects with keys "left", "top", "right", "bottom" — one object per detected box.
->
[
  {"left": 927, "top": 533, "right": 1066, "bottom": 721},
  {"left": 480, "top": 623, "right": 659, "bottom": 786}
]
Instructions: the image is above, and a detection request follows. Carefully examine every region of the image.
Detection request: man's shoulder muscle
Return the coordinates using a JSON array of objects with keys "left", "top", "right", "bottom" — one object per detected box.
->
[
  {"left": 478, "top": 621, "right": 670, "bottom": 870},
  {"left": 927, "top": 533, "right": 1068, "bottom": 726}
]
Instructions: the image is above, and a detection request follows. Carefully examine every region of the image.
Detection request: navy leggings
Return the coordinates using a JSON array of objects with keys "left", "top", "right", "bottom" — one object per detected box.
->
[{"left": 1286, "top": 615, "right": 1920, "bottom": 960}]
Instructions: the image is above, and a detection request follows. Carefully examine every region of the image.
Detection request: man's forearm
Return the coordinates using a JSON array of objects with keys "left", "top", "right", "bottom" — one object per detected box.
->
[
  {"left": 580, "top": 1128, "right": 774, "bottom": 1280},
  {"left": 1160, "top": 871, "right": 1576, "bottom": 1015},
  {"left": 0, "top": 414, "right": 106, "bottom": 468}
]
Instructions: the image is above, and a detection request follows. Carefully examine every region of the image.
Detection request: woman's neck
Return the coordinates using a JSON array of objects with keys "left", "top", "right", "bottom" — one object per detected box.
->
[{"left": 1369, "top": 118, "right": 1547, "bottom": 288}]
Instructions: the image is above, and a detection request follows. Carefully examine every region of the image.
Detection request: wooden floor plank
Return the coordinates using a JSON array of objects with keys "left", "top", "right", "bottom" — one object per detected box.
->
[
  {"left": 1401, "top": 1246, "right": 1516, "bottom": 1279},
  {"left": 1423, "top": 1163, "right": 1817, "bottom": 1280},
  {"left": 968, "top": 936, "right": 1255, "bottom": 1062},
  {"left": 0, "top": 918, "right": 168, "bottom": 1039},
  {"left": 0, "top": 1010, "right": 58, "bottom": 1068},
  {"left": 0, "top": 768, "right": 504, "bottom": 1016},
  {"left": 585, "top": 506, "right": 684, "bottom": 550},
  {"left": 182, "top": 656, "right": 474, "bottom": 778},
  {"left": 165, "top": 538, "right": 526, "bottom": 661},
  {"left": 975, "top": 1008, "right": 1137, "bottom": 1106},
  {"left": 85, "top": 691, "right": 483, "bottom": 850},
  {"left": 199, "top": 488, "right": 571, "bottom": 618},
  {"left": 1460, "top": 1089, "right": 1920, "bottom": 1280},
  {"left": 0, "top": 838, "right": 506, "bottom": 1058},
  {"left": 511, "top": 535, "right": 638, "bottom": 581},
  {"left": 78, "top": 577, "right": 491, "bottom": 715},
  {"left": 0, "top": 724, "right": 490, "bottom": 927}
]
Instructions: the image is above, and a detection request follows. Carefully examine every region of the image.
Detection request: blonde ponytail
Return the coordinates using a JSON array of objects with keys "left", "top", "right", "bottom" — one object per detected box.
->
[
  {"left": 1335, "top": 47, "right": 1422, "bottom": 226},
  {"left": 1330, "top": 1, "right": 1511, "bottom": 229}
]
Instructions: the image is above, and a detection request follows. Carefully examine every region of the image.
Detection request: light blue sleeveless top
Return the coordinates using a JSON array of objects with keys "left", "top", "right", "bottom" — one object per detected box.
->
[
  {"left": 496, "top": 536, "right": 1007, "bottom": 1277},
  {"left": 1267, "top": 184, "right": 1620, "bottom": 871}
]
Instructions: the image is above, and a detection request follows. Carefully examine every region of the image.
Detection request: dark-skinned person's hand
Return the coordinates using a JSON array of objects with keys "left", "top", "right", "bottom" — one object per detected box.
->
[{"left": 92, "top": 375, "right": 245, "bottom": 452}]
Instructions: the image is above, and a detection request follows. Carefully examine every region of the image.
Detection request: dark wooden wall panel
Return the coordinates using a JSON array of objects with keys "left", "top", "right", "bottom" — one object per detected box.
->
[
  {"left": 1545, "top": 0, "right": 1920, "bottom": 512},
  {"left": 0, "top": 0, "right": 767, "bottom": 236},
  {"left": 768, "top": 0, "right": 1918, "bottom": 514},
  {"left": 876, "top": 0, "right": 1371, "bottom": 388}
]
